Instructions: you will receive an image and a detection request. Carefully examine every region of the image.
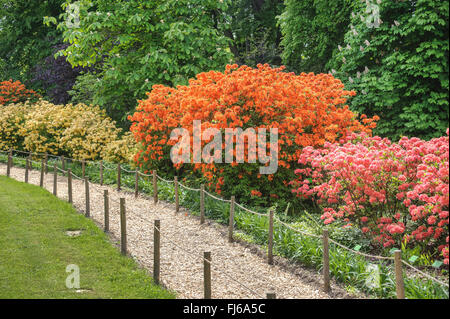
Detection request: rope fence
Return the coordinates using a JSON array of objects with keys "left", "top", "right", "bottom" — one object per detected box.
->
[
  {"left": 0, "top": 148, "right": 448, "bottom": 298},
  {"left": 1, "top": 154, "right": 271, "bottom": 298}
]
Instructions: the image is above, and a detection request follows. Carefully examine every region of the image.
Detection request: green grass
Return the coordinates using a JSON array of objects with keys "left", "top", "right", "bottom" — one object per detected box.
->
[{"left": 0, "top": 175, "right": 175, "bottom": 299}]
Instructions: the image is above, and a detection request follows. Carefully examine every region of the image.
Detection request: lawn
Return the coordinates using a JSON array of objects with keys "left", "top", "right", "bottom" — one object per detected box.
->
[{"left": 0, "top": 175, "right": 175, "bottom": 299}]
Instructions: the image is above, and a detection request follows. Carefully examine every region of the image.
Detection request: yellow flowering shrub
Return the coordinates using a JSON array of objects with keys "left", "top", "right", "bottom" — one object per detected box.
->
[
  {"left": 101, "top": 131, "right": 137, "bottom": 164},
  {"left": 20, "top": 100, "right": 71, "bottom": 155},
  {"left": 0, "top": 102, "right": 29, "bottom": 151},
  {"left": 1, "top": 99, "right": 135, "bottom": 162},
  {"left": 57, "top": 104, "right": 124, "bottom": 160}
]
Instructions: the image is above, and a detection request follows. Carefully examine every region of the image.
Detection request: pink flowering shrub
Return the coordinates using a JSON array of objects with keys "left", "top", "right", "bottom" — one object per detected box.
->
[{"left": 291, "top": 130, "right": 449, "bottom": 264}]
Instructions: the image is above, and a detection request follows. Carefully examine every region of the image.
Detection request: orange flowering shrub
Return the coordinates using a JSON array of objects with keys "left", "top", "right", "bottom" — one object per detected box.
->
[
  {"left": 129, "top": 64, "right": 377, "bottom": 203},
  {"left": 0, "top": 80, "right": 40, "bottom": 105}
]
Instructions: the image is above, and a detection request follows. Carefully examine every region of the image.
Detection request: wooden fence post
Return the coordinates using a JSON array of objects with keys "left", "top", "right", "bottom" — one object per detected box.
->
[
  {"left": 200, "top": 184, "right": 205, "bottom": 224},
  {"left": 394, "top": 250, "right": 405, "bottom": 299},
  {"left": 81, "top": 160, "right": 86, "bottom": 178},
  {"left": 153, "top": 170, "right": 158, "bottom": 204},
  {"left": 6, "top": 149, "right": 11, "bottom": 177},
  {"left": 40, "top": 158, "right": 45, "bottom": 187},
  {"left": 85, "top": 177, "right": 90, "bottom": 217},
  {"left": 120, "top": 198, "right": 127, "bottom": 255},
  {"left": 134, "top": 169, "right": 139, "bottom": 198},
  {"left": 322, "top": 229, "right": 331, "bottom": 293},
  {"left": 53, "top": 164, "right": 57, "bottom": 196},
  {"left": 268, "top": 208, "right": 274, "bottom": 265},
  {"left": 44, "top": 153, "right": 48, "bottom": 174},
  {"left": 229, "top": 196, "right": 235, "bottom": 243},
  {"left": 154, "top": 220, "right": 161, "bottom": 285},
  {"left": 99, "top": 160, "right": 104, "bottom": 186},
  {"left": 25, "top": 157, "right": 29, "bottom": 183},
  {"left": 104, "top": 189, "right": 109, "bottom": 232},
  {"left": 266, "top": 292, "right": 276, "bottom": 299},
  {"left": 174, "top": 176, "right": 179, "bottom": 213},
  {"left": 117, "top": 163, "right": 121, "bottom": 191},
  {"left": 61, "top": 156, "right": 65, "bottom": 176},
  {"left": 204, "top": 251, "right": 211, "bottom": 299},
  {"left": 67, "top": 169, "right": 73, "bottom": 204}
]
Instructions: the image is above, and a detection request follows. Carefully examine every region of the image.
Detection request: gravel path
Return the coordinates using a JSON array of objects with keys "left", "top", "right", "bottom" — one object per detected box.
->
[{"left": 1, "top": 163, "right": 352, "bottom": 299}]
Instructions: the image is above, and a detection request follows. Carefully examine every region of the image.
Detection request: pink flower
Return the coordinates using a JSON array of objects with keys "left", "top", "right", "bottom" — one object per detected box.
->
[{"left": 427, "top": 215, "right": 437, "bottom": 225}]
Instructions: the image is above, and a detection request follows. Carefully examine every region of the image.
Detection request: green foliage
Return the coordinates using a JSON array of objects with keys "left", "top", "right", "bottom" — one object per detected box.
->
[
  {"left": 224, "top": 0, "right": 284, "bottom": 66},
  {"left": 47, "top": 0, "right": 233, "bottom": 127},
  {"left": 0, "top": 0, "right": 64, "bottom": 87},
  {"left": 278, "top": 0, "right": 357, "bottom": 73},
  {"left": 327, "top": 0, "right": 449, "bottom": 140},
  {"left": 67, "top": 72, "right": 98, "bottom": 106}
]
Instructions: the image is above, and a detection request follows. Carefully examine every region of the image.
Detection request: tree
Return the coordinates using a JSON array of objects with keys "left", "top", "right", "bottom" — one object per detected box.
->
[
  {"left": 223, "top": 0, "right": 284, "bottom": 67},
  {"left": 32, "top": 44, "right": 85, "bottom": 104},
  {"left": 0, "top": 0, "right": 64, "bottom": 86},
  {"left": 327, "top": 0, "right": 449, "bottom": 140},
  {"left": 278, "top": 0, "right": 357, "bottom": 73},
  {"left": 47, "top": 0, "right": 233, "bottom": 127}
]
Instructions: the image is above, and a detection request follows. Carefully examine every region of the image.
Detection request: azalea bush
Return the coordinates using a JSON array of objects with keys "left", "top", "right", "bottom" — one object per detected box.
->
[
  {"left": 0, "top": 99, "right": 135, "bottom": 162},
  {"left": 129, "top": 64, "right": 377, "bottom": 204},
  {"left": 0, "top": 79, "right": 40, "bottom": 106},
  {"left": 102, "top": 132, "right": 137, "bottom": 164},
  {"left": 292, "top": 131, "right": 449, "bottom": 263},
  {"left": 0, "top": 103, "right": 29, "bottom": 151}
]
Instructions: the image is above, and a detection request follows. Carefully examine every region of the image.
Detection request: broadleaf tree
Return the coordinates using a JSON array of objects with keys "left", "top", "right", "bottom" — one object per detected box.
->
[
  {"left": 278, "top": 0, "right": 357, "bottom": 73},
  {"left": 327, "top": 0, "right": 449, "bottom": 140},
  {"left": 47, "top": 0, "right": 234, "bottom": 127},
  {"left": 223, "top": 0, "right": 284, "bottom": 67},
  {"left": 0, "top": 0, "right": 64, "bottom": 87}
]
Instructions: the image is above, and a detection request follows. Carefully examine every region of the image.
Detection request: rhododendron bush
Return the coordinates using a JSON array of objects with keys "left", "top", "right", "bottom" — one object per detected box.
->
[
  {"left": 129, "top": 64, "right": 377, "bottom": 202},
  {"left": 292, "top": 131, "right": 449, "bottom": 264},
  {"left": 0, "top": 80, "right": 40, "bottom": 105}
]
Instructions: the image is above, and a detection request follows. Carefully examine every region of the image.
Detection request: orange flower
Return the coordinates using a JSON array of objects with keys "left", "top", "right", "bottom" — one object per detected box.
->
[
  {"left": 251, "top": 190, "right": 262, "bottom": 197},
  {"left": 128, "top": 64, "right": 377, "bottom": 198},
  {"left": 0, "top": 79, "right": 40, "bottom": 105}
]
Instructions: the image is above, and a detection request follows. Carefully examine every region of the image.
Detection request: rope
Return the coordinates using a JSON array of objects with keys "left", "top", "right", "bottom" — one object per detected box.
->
[
  {"left": 274, "top": 216, "right": 322, "bottom": 239},
  {"left": 157, "top": 174, "right": 174, "bottom": 184},
  {"left": 138, "top": 171, "right": 153, "bottom": 177},
  {"left": 102, "top": 163, "right": 116, "bottom": 171},
  {"left": 55, "top": 166, "right": 67, "bottom": 174},
  {"left": 275, "top": 216, "right": 396, "bottom": 262},
  {"left": 152, "top": 224, "right": 264, "bottom": 299},
  {"left": 70, "top": 171, "right": 85, "bottom": 181},
  {"left": 235, "top": 202, "right": 267, "bottom": 217},
  {"left": 178, "top": 183, "right": 200, "bottom": 192},
  {"left": 30, "top": 159, "right": 44, "bottom": 166},
  {"left": 12, "top": 150, "right": 31, "bottom": 155},
  {"left": 204, "top": 190, "right": 231, "bottom": 203},
  {"left": 401, "top": 260, "right": 449, "bottom": 288},
  {"left": 120, "top": 166, "right": 136, "bottom": 174},
  {"left": 328, "top": 238, "right": 394, "bottom": 261}
]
